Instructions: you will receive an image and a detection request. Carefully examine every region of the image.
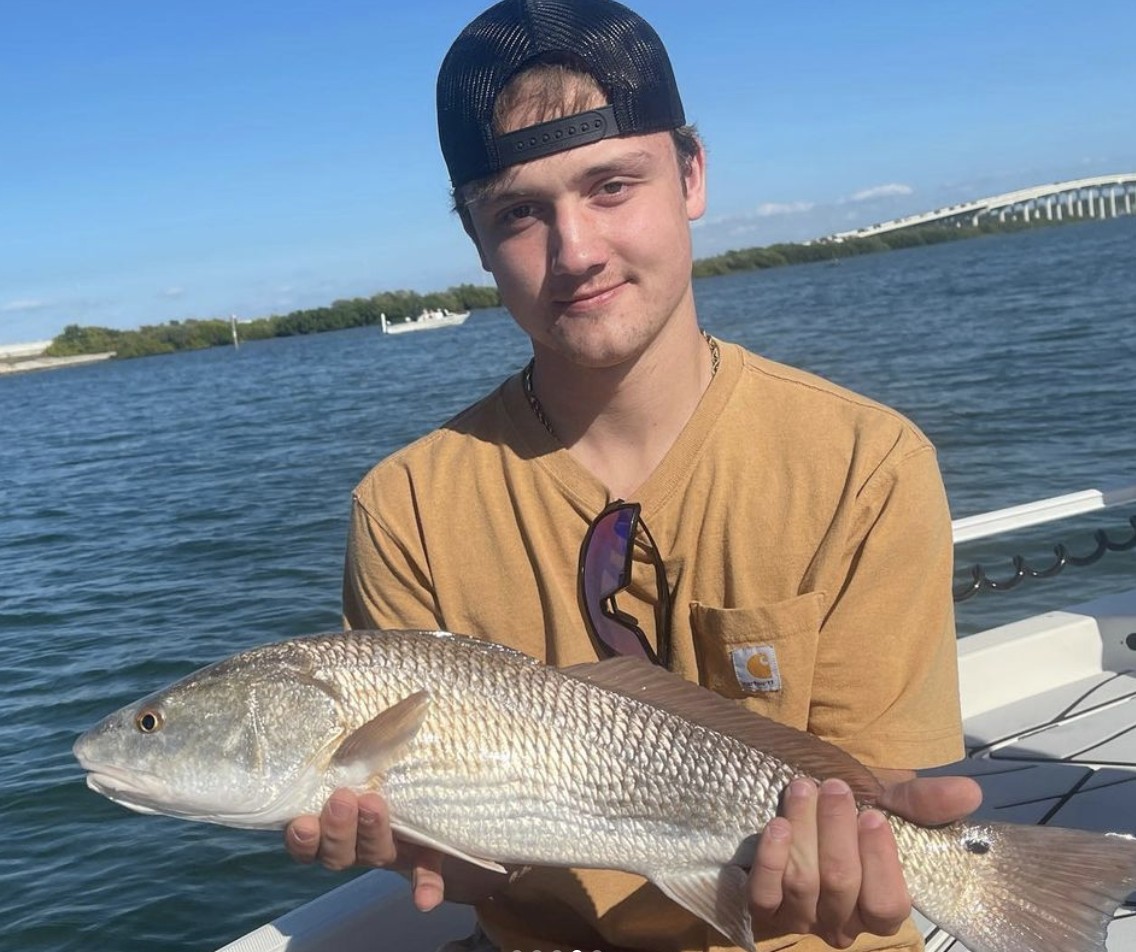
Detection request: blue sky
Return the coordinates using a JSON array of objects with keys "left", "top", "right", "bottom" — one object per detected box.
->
[{"left": 3, "top": 0, "right": 1134, "bottom": 345}]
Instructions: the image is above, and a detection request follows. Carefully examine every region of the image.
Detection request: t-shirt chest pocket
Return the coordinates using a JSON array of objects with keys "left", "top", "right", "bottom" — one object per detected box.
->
[{"left": 689, "top": 592, "right": 824, "bottom": 730}]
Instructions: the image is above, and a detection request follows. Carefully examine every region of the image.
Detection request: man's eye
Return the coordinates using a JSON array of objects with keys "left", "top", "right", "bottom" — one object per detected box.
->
[
  {"left": 600, "top": 181, "right": 626, "bottom": 195},
  {"left": 502, "top": 203, "right": 535, "bottom": 224}
]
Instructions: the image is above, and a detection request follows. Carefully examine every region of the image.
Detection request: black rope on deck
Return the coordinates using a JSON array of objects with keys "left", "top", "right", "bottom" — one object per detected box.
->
[{"left": 953, "top": 512, "right": 1136, "bottom": 602}]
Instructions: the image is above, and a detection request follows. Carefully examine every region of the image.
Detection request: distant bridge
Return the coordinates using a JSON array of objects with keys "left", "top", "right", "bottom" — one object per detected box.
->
[{"left": 825, "top": 173, "right": 1136, "bottom": 242}]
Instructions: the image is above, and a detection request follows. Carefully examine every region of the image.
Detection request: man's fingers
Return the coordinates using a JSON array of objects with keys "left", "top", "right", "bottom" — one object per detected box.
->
[
  {"left": 284, "top": 814, "right": 321, "bottom": 864},
  {"left": 749, "top": 817, "right": 791, "bottom": 917},
  {"left": 878, "top": 776, "right": 982, "bottom": 826},
  {"left": 411, "top": 849, "right": 447, "bottom": 912},
  {"left": 284, "top": 790, "right": 410, "bottom": 876},
  {"left": 814, "top": 779, "right": 862, "bottom": 946},
  {"left": 855, "top": 809, "right": 910, "bottom": 936},
  {"left": 316, "top": 790, "right": 361, "bottom": 870},
  {"left": 778, "top": 779, "right": 821, "bottom": 929},
  {"left": 354, "top": 793, "right": 398, "bottom": 867}
]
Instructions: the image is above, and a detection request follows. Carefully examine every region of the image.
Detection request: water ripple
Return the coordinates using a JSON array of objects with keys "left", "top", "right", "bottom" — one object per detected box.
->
[{"left": 2, "top": 219, "right": 1134, "bottom": 950}]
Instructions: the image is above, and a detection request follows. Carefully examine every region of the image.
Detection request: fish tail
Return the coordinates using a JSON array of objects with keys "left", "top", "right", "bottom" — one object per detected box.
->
[{"left": 903, "top": 819, "right": 1136, "bottom": 952}]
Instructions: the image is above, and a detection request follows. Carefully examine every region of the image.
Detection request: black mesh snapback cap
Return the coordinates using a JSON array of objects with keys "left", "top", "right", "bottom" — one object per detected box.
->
[{"left": 437, "top": 0, "right": 686, "bottom": 189}]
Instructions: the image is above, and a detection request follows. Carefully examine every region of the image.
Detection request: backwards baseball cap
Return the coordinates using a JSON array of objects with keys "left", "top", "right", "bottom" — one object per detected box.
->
[{"left": 437, "top": 0, "right": 686, "bottom": 190}]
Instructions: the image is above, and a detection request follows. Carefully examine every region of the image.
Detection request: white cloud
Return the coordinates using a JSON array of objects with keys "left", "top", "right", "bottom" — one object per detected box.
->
[
  {"left": 1, "top": 298, "right": 49, "bottom": 313},
  {"left": 755, "top": 201, "right": 816, "bottom": 217},
  {"left": 847, "top": 183, "right": 914, "bottom": 203},
  {"left": 161, "top": 287, "right": 184, "bottom": 299}
]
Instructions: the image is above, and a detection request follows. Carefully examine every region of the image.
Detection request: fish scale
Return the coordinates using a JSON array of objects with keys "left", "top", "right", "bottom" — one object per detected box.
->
[
  {"left": 75, "top": 628, "right": 1136, "bottom": 952},
  {"left": 365, "top": 635, "right": 780, "bottom": 868}
]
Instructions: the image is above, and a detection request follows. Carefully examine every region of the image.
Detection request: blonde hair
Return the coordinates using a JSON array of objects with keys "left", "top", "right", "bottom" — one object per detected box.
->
[{"left": 493, "top": 61, "right": 607, "bottom": 135}]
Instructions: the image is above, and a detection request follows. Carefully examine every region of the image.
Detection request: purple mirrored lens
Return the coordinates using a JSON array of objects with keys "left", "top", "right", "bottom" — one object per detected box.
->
[{"left": 581, "top": 506, "right": 651, "bottom": 659}]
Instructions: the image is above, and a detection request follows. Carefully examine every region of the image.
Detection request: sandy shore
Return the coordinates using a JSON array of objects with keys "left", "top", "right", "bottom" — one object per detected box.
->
[{"left": 0, "top": 352, "right": 116, "bottom": 375}]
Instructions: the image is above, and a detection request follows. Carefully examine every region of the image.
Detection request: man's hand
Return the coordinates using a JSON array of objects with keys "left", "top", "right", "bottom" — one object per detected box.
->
[
  {"left": 285, "top": 789, "right": 447, "bottom": 911},
  {"left": 749, "top": 773, "right": 982, "bottom": 948}
]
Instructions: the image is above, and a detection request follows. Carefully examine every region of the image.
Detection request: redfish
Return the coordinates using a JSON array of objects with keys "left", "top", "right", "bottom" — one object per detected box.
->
[{"left": 74, "top": 629, "right": 1136, "bottom": 951}]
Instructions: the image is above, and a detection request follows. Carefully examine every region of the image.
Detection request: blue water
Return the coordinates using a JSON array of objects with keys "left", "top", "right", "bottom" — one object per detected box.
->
[{"left": 3, "top": 217, "right": 1135, "bottom": 951}]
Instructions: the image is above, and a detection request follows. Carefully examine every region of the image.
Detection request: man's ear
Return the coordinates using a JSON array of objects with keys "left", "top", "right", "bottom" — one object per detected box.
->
[{"left": 684, "top": 143, "right": 707, "bottom": 222}]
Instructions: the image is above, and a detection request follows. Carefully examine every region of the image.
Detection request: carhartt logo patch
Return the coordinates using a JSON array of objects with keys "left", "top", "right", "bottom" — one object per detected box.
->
[{"left": 731, "top": 644, "right": 781, "bottom": 693}]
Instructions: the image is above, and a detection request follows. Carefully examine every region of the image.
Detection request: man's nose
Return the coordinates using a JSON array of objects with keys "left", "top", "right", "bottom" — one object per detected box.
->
[{"left": 549, "top": 204, "right": 608, "bottom": 276}]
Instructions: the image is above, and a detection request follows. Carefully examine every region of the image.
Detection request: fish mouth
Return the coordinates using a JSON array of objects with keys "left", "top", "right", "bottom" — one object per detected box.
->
[
  {"left": 72, "top": 732, "right": 332, "bottom": 830},
  {"left": 79, "top": 763, "right": 267, "bottom": 825},
  {"left": 73, "top": 741, "right": 207, "bottom": 819},
  {"left": 79, "top": 761, "right": 176, "bottom": 817},
  {"left": 73, "top": 737, "right": 151, "bottom": 793},
  {"left": 75, "top": 746, "right": 317, "bottom": 829}
]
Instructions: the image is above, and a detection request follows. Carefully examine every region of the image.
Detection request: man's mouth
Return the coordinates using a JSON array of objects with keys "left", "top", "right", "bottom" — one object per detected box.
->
[{"left": 556, "top": 282, "right": 626, "bottom": 310}]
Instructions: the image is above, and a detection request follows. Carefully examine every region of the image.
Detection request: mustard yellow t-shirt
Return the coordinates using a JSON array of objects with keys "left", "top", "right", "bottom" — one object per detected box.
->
[{"left": 344, "top": 340, "right": 963, "bottom": 952}]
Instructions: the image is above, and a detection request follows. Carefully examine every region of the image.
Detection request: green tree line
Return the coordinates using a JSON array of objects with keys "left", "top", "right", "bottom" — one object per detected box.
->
[
  {"left": 45, "top": 284, "right": 502, "bottom": 360},
  {"left": 691, "top": 218, "right": 1047, "bottom": 278},
  {"left": 45, "top": 217, "right": 1058, "bottom": 361}
]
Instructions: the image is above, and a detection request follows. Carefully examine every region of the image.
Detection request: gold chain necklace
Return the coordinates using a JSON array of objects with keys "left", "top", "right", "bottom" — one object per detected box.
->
[{"left": 523, "top": 331, "right": 720, "bottom": 438}]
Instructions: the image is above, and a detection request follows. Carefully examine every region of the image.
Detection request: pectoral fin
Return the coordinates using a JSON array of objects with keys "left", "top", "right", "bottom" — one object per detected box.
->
[
  {"left": 651, "top": 864, "right": 754, "bottom": 952},
  {"left": 331, "top": 690, "right": 431, "bottom": 783},
  {"left": 330, "top": 691, "right": 506, "bottom": 875}
]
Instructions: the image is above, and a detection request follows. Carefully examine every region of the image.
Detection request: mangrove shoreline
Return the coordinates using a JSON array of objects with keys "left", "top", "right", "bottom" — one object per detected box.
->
[{"left": 42, "top": 216, "right": 1082, "bottom": 362}]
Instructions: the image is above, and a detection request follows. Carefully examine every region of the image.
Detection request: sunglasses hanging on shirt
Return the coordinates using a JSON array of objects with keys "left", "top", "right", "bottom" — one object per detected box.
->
[{"left": 577, "top": 500, "right": 672, "bottom": 668}]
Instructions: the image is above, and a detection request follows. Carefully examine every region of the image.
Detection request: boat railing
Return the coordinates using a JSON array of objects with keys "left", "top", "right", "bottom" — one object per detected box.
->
[
  {"left": 951, "top": 484, "right": 1136, "bottom": 602},
  {"left": 952, "top": 484, "right": 1136, "bottom": 543}
]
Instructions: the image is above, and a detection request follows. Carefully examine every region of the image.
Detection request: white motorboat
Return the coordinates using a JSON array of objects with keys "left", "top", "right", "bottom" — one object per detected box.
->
[
  {"left": 218, "top": 486, "right": 1136, "bottom": 952},
  {"left": 380, "top": 310, "right": 470, "bottom": 335}
]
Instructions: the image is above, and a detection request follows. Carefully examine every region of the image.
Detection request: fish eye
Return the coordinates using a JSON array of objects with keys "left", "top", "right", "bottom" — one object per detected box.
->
[{"left": 135, "top": 709, "right": 164, "bottom": 734}]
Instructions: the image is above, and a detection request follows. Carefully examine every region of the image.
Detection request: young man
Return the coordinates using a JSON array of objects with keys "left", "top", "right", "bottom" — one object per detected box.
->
[{"left": 286, "top": 1, "right": 981, "bottom": 949}]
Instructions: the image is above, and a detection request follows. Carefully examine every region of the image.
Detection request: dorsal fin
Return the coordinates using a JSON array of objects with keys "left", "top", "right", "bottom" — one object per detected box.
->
[{"left": 561, "top": 657, "right": 883, "bottom": 803}]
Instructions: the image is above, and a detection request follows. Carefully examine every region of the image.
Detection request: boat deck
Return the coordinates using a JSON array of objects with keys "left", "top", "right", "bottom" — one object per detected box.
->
[{"left": 918, "top": 591, "right": 1136, "bottom": 950}]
